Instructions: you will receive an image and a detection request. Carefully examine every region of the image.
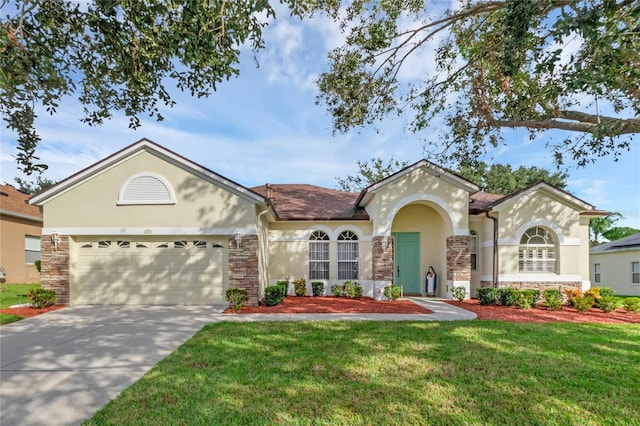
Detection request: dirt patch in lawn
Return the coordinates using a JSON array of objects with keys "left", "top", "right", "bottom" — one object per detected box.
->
[
  {"left": 225, "top": 296, "right": 433, "bottom": 314},
  {"left": 0, "top": 304, "right": 65, "bottom": 319},
  {"left": 446, "top": 299, "right": 640, "bottom": 324}
]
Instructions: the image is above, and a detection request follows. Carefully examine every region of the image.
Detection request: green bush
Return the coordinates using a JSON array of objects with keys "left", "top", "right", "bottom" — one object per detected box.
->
[
  {"left": 34, "top": 260, "right": 41, "bottom": 273},
  {"left": 311, "top": 281, "right": 324, "bottom": 297},
  {"left": 522, "top": 289, "right": 541, "bottom": 304},
  {"left": 543, "top": 289, "right": 563, "bottom": 311},
  {"left": 573, "top": 296, "right": 594, "bottom": 313},
  {"left": 623, "top": 297, "right": 640, "bottom": 313},
  {"left": 496, "top": 288, "right": 516, "bottom": 306},
  {"left": 346, "top": 281, "right": 363, "bottom": 299},
  {"left": 477, "top": 287, "right": 497, "bottom": 306},
  {"left": 383, "top": 284, "right": 401, "bottom": 301},
  {"left": 225, "top": 288, "right": 248, "bottom": 312},
  {"left": 513, "top": 290, "right": 534, "bottom": 310},
  {"left": 331, "top": 284, "right": 342, "bottom": 297},
  {"left": 451, "top": 286, "right": 466, "bottom": 302},
  {"left": 264, "top": 285, "right": 286, "bottom": 307},
  {"left": 598, "top": 296, "right": 618, "bottom": 313},
  {"left": 27, "top": 288, "right": 56, "bottom": 309},
  {"left": 594, "top": 286, "right": 615, "bottom": 298},
  {"left": 293, "top": 278, "right": 307, "bottom": 296},
  {"left": 276, "top": 280, "right": 289, "bottom": 295}
]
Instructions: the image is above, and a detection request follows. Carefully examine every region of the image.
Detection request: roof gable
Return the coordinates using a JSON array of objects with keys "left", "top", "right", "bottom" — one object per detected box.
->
[
  {"left": 356, "top": 159, "right": 480, "bottom": 206},
  {"left": 488, "top": 182, "right": 594, "bottom": 212},
  {"left": 31, "top": 138, "right": 266, "bottom": 206}
]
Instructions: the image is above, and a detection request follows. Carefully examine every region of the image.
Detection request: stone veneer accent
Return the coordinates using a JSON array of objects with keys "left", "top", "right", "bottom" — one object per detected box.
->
[
  {"left": 446, "top": 235, "right": 471, "bottom": 282},
  {"left": 480, "top": 281, "right": 582, "bottom": 292},
  {"left": 41, "top": 234, "right": 70, "bottom": 304},
  {"left": 228, "top": 234, "right": 260, "bottom": 305},
  {"left": 372, "top": 236, "right": 394, "bottom": 282}
]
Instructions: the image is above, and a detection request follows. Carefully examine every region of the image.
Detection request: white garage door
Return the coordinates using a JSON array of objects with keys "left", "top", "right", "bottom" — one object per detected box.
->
[{"left": 71, "top": 237, "right": 227, "bottom": 305}]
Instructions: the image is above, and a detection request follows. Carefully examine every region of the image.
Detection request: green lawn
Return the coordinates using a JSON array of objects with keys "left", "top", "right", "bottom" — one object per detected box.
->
[
  {"left": 87, "top": 321, "right": 640, "bottom": 425},
  {"left": 0, "top": 282, "right": 41, "bottom": 325}
]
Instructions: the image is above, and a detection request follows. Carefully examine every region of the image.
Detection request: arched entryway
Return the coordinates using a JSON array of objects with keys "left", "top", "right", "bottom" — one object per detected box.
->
[{"left": 391, "top": 202, "right": 450, "bottom": 297}]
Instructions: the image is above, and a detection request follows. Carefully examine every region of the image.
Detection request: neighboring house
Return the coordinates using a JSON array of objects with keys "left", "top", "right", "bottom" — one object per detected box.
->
[
  {"left": 31, "top": 139, "right": 603, "bottom": 305},
  {"left": 590, "top": 233, "right": 640, "bottom": 296},
  {"left": 0, "top": 184, "right": 43, "bottom": 283}
]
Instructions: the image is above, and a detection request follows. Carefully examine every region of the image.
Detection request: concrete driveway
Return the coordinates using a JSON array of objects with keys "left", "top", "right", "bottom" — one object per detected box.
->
[{"left": 0, "top": 305, "right": 221, "bottom": 426}]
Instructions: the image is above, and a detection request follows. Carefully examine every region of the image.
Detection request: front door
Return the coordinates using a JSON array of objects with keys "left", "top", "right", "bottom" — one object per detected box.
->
[{"left": 393, "top": 232, "right": 421, "bottom": 294}]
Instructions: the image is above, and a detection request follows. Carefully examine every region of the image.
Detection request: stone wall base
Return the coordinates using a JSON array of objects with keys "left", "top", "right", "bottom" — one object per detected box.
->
[{"left": 480, "top": 281, "right": 582, "bottom": 293}]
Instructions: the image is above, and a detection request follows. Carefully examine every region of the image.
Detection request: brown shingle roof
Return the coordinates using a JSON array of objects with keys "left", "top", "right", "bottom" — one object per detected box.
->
[
  {"left": 469, "top": 192, "right": 504, "bottom": 215},
  {"left": 252, "top": 184, "right": 369, "bottom": 221},
  {"left": 0, "top": 185, "right": 43, "bottom": 220}
]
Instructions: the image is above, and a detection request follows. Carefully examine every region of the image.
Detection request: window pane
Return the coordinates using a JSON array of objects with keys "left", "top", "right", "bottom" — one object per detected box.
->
[
  {"left": 25, "top": 250, "right": 40, "bottom": 263},
  {"left": 25, "top": 235, "right": 41, "bottom": 251}
]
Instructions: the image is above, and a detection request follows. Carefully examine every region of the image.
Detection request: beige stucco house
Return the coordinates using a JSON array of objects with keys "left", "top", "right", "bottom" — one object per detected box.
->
[
  {"left": 31, "top": 139, "right": 603, "bottom": 305},
  {"left": 0, "top": 184, "right": 43, "bottom": 283},
  {"left": 590, "top": 233, "right": 640, "bottom": 296}
]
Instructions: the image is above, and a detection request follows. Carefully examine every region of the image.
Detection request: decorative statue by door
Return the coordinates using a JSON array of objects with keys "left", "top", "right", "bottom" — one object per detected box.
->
[{"left": 426, "top": 266, "right": 437, "bottom": 296}]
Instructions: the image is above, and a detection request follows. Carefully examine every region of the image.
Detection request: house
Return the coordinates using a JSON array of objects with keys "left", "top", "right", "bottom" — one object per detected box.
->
[
  {"left": 590, "top": 233, "right": 640, "bottom": 296},
  {"left": 0, "top": 184, "right": 43, "bottom": 283},
  {"left": 31, "top": 139, "right": 603, "bottom": 305}
]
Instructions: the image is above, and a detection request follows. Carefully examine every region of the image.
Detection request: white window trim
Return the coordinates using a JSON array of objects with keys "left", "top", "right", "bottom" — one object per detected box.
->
[
  {"left": 632, "top": 262, "right": 640, "bottom": 285},
  {"left": 117, "top": 173, "right": 176, "bottom": 205},
  {"left": 470, "top": 230, "right": 478, "bottom": 271},
  {"left": 309, "top": 231, "right": 330, "bottom": 280},
  {"left": 337, "top": 230, "right": 359, "bottom": 281},
  {"left": 518, "top": 227, "right": 557, "bottom": 274}
]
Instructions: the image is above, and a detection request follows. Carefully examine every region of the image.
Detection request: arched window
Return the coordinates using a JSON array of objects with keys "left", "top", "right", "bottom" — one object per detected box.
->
[
  {"left": 470, "top": 230, "right": 478, "bottom": 271},
  {"left": 118, "top": 173, "right": 175, "bottom": 205},
  {"left": 519, "top": 227, "right": 556, "bottom": 273},
  {"left": 338, "top": 230, "right": 359, "bottom": 280},
  {"left": 309, "top": 231, "right": 330, "bottom": 280}
]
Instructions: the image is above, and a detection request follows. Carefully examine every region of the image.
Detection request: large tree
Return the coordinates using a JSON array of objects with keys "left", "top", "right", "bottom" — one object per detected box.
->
[
  {"left": 1, "top": 0, "right": 302, "bottom": 175},
  {"left": 339, "top": 157, "right": 567, "bottom": 194},
  {"left": 456, "top": 161, "right": 567, "bottom": 194},
  {"left": 309, "top": 0, "right": 639, "bottom": 167}
]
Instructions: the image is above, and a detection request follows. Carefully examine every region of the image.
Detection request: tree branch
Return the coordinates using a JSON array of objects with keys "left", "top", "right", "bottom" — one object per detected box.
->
[{"left": 492, "top": 112, "right": 640, "bottom": 135}]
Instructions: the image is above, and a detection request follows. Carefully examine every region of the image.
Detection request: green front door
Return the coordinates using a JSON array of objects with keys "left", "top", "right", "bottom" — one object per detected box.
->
[{"left": 393, "top": 232, "right": 421, "bottom": 294}]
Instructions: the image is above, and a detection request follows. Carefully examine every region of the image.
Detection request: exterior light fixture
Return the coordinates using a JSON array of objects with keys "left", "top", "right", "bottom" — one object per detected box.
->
[
  {"left": 381, "top": 237, "right": 388, "bottom": 250},
  {"left": 234, "top": 232, "right": 241, "bottom": 248},
  {"left": 51, "top": 231, "right": 60, "bottom": 250}
]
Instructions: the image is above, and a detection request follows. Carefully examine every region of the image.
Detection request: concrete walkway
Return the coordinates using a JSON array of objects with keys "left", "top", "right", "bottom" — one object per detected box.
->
[{"left": 0, "top": 299, "right": 474, "bottom": 426}]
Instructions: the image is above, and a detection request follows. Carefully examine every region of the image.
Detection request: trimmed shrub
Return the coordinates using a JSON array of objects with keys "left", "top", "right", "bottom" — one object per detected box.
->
[
  {"left": 265, "top": 285, "right": 286, "bottom": 306},
  {"left": 513, "top": 290, "right": 534, "bottom": 310},
  {"left": 594, "top": 287, "right": 615, "bottom": 298},
  {"left": 293, "top": 278, "right": 307, "bottom": 296},
  {"left": 543, "top": 289, "right": 563, "bottom": 311},
  {"left": 225, "top": 288, "right": 248, "bottom": 312},
  {"left": 496, "top": 288, "right": 516, "bottom": 306},
  {"left": 451, "top": 286, "right": 466, "bottom": 302},
  {"left": 523, "top": 289, "right": 541, "bottom": 304},
  {"left": 346, "top": 281, "right": 363, "bottom": 299},
  {"left": 477, "top": 287, "right": 497, "bottom": 306},
  {"left": 34, "top": 260, "right": 41, "bottom": 273},
  {"left": 573, "top": 296, "right": 594, "bottom": 313},
  {"left": 276, "top": 280, "right": 289, "bottom": 295},
  {"left": 598, "top": 296, "right": 618, "bottom": 313},
  {"left": 27, "top": 288, "right": 56, "bottom": 309},
  {"left": 623, "top": 297, "right": 640, "bottom": 313},
  {"left": 383, "top": 284, "right": 401, "bottom": 301},
  {"left": 331, "top": 284, "right": 342, "bottom": 297},
  {"left": 311, "top": 281, "right": 324, "bottom": 297}
]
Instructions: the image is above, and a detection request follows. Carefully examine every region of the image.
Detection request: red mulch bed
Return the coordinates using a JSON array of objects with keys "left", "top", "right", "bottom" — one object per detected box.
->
[
  {"left": 446, "top": 299, "right": 640, "bottom": 324},
  {"left": 224, "top": 296, "right": 433, "bottom": 314},
  {"left": 0, "top": 304, "right": 65, "bottom": 318}
]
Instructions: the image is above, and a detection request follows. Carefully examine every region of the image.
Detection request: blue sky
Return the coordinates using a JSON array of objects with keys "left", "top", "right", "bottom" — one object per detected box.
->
[{"left": 1, "top": 4, "right": 638, "bottom": 229}]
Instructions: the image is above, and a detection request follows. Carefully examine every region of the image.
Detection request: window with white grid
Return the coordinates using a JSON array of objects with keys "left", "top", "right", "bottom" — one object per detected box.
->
[
  {"left": 594, "top": 263, "right": 601, "bottom": 283},
  {"left": 518, "top": 227, "right": 556, "bottom": 273},
  {"left": 337, "top": 231, "right": 359, "bottom": 280},
  {"left": 470, "top": 230, "right": 478, "bottom": 271},
  {"left": 632, "top": 262, "right": 640, "bottom": 284},
  {"left": 309, "top": 231, "right": 330, "bottom": 280}
]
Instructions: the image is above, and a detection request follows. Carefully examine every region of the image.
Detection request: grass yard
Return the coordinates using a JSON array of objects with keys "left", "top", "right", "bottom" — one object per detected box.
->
[
  {"left": 87, "top": 321, "right": 640, "bottom": 425},
  {"left": 0, "top": 283, "right": 41, "bottom": 325}
]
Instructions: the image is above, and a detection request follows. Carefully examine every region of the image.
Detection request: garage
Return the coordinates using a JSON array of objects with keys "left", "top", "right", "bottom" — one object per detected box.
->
[{"left": 71, "top": 237, "right": 228, "bottom": 305}]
